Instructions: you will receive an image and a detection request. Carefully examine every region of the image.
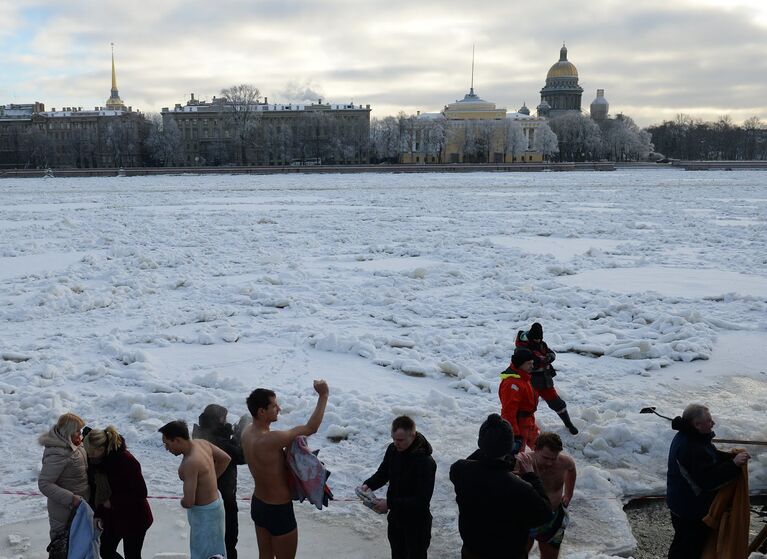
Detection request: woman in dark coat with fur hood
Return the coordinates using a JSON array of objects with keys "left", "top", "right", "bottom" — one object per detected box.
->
[{"left": 84, "top": 426, "right": 153, "bottom": 559}]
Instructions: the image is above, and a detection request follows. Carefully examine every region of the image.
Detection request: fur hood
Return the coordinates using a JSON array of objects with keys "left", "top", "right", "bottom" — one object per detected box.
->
[{"left": 39, "top": 427, "right": 77, "bottom": 452}]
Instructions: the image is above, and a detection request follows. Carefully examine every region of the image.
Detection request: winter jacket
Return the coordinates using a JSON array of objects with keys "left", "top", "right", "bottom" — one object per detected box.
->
[
  {"left": 450, "top": 450, "right": 552, "bottom": 559},
  {"left": 89, "top": 440, "right": 153, "bottom": 537},
  {"left": 363, "top": 432, "right": 436, "bottom": 519},
  {"left": 666, "top": 416, "right": 740, "bottom": 520},
  {"left": 515, "top": 330, "right": 557, "bottom": 390},
  {"left": 515, "top": 330, "right": 556, "bottom": 372},
  {"left": 38, "top": 428, "right": 90, "bottom": 540},
  {"left": 499, "top": 365, "right": 539, "bottom": 449},
  {"left": 192, "top": 420, "right": 245, "bottom": 503}
]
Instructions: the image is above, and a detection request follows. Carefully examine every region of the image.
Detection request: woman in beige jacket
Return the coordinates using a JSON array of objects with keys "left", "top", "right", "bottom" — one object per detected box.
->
[{"left": 38, "top": 413, "right": 90, "bottom": 545}]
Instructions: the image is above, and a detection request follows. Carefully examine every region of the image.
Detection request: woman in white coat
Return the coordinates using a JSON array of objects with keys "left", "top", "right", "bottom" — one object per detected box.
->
[{"left": 38, "top": 412, "right": 90, "bottom": 553}]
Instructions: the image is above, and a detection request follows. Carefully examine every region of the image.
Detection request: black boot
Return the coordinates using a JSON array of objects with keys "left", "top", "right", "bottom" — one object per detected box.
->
[{"left": 558, "top": 410, "right": 579, "bottom": 435}]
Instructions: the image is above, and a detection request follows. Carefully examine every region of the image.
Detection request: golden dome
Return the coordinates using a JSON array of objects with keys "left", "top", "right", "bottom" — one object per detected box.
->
[{"left": 546, "top": 45, "right": 578, "bottom": 79}]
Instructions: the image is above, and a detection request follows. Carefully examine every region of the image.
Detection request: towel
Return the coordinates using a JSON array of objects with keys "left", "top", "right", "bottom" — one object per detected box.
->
[
  {"left": 702, "top": 462, "right": 749, "bottom": 559},
  {"left": 286, "top": 436, "right": 333, "bottom": 510},
  {"left": 67, "top": 501, "right": 99, "bottom": 559},
  {"left": 187, "top": 497, "right": 226, "bottom": 559}
]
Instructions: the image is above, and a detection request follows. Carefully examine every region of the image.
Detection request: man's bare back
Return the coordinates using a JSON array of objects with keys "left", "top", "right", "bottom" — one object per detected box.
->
[
  {"left": 180, "top": 439, "right": 231, "bottom": 507},
  {"left": 531, "top": 450, "right": 576, "bottom": 509}
]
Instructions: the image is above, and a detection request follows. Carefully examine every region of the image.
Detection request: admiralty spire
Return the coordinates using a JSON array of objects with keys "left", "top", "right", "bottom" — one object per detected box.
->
[{"left": 105, "top": 43, "right": 127, "bottom": 111}]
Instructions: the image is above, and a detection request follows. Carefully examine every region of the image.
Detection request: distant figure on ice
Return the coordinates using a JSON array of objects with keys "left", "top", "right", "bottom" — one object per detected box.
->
[
  {"left": 83, "top": 426, "right": 153, "bottom": 559},
  {"left": 524, "top": 432, "right": 576, "bottom": 559},
  {"left": 499, "top": 348, "right": 540, "bottom": 451},
  {"left": 159, "top": 420, "right": 231, "bottom": 559},
  {"left": 666, "top": 404, "right": 750, "bottom": 559},
  {"left": 38, "top": 413, "right": 90, "bottom": 558},
  {"left": 193, "top": 404, "right": 246, "bottom": 559},
  {"left": 361, "top": 416, "right": 437, "bottom": 559},
  {"left": 450, "top": 414, "right": 551, "bottom": 559},
  {"left": 241, "top": 381, "right": 329, "bottom": 559},
  {"left": 515, "top": 322, "right": 578, "bottom": 434}
]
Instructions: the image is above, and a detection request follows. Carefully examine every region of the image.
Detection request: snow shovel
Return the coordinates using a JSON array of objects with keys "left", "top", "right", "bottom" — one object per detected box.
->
[
  {"left": 640, "top": 407, "right": 767, "bottom": 446},
  {"left": 639, "top": 407, "right": 673, "bottom": 421}
]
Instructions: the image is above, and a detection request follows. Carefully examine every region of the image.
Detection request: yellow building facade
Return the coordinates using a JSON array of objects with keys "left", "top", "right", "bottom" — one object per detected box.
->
[{"left": 402, "top": 87, "right": 545, "bottom": 164}]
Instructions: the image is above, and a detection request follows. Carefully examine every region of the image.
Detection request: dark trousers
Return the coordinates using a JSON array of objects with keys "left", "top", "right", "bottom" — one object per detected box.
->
[
  {"left": 387, "top": 512, "right": 431, "bottom": 559},
  {"left": 668, "top": 513, "right": 711, "bottom": 559},
  {"left": 223, "top": 495, "right": 239, "bottom": 559},
  {"left": 100, "top": 530, "right": 147, "bottom": 559}
]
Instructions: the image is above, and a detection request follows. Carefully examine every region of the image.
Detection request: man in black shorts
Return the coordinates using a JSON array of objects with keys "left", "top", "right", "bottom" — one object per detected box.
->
[{"left": 240, "top": 381, "right": 329, "bottom": 559}]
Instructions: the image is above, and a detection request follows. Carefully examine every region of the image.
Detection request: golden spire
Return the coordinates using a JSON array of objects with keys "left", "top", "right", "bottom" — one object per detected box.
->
[
  {"left": 106, "top": 42, "right": 126, "bottom": 110},
  {"left": 111, "top": 43, "right": 117, "bottom": 91}
]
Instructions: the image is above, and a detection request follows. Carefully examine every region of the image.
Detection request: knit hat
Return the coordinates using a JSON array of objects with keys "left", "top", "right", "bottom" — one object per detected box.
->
[
  {"left": 529, "top": 322, "right": 543, "bottom": 340},
  {"left": 478, "top": 414, "right": 515, "bottom": 458},
  {"left": 199, "top": 404, "right": 228, "bottom": 428},
  {"left": 511, "top": 347, "right": 535, "bottom": 367}
]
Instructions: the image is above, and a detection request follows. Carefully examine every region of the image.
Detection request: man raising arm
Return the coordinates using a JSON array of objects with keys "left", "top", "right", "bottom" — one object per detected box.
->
[{"left": 241, "top": 380, "right": 329, "bottom": 559}]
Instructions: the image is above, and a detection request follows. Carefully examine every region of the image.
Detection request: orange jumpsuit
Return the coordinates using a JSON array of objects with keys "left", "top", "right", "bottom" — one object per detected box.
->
[{"left": 498, "top": 365, "right": 539, "bottom": 451}]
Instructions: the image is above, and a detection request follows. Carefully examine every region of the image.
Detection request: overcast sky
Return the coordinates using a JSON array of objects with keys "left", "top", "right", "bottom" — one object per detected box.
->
[{"left": 2, "top": 0, "right": 766, "bottom": 127}]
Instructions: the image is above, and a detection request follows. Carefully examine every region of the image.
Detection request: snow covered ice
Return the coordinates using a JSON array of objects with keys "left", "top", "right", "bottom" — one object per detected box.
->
[{"left": 0, "top": 168, "right": 766, "bottom": 557}]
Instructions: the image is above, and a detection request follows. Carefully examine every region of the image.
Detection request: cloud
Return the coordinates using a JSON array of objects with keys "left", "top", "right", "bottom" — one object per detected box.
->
[
  {"left": 278, "top": 80, "right": 325, "bottom": 104},
  {"left": 1, "top": 0, "right": 766, "bottom": 127}
]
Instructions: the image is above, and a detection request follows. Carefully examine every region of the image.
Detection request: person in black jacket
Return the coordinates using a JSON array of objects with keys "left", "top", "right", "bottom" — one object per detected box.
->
[
  {"left": 666, "top": 403, "right": 750, "bottom": 559},
  {"left": 192, "top": 404, "right": 246, "bottom": 559},
  {"left": 361, "top": 416, "right": 436, "bottom": 559},
  {"left": 450, "top": 414, "right": 552, "bottom": 559}
]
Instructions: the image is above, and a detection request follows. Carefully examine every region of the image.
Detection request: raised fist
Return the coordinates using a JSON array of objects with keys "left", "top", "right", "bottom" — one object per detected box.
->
[{"left": 314, "top": 379, "right": 329, "bottom": 396}]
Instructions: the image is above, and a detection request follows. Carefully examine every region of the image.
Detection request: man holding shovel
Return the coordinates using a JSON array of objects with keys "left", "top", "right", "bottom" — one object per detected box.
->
[{"left": 666, "top": 403, "right": 750, "bottom": 559}]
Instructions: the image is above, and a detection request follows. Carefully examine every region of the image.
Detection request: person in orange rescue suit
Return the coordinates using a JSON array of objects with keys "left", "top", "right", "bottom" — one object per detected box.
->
[
  {"left": 515, "top": 322, "right": 578, "bottom": 435},
  {"left": 499, "top": 348, "right": 540, "bottom": 452}
]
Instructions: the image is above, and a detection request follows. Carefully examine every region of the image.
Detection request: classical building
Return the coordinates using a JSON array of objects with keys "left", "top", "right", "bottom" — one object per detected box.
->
[
  {"left": 538, "top": 44, "right": 584, "bottom": 118},
  {"left": 161, "top": 94, "right": 371, "bottom": 166},
  {"left": 401, "top": 87, "right": 546, "bottom": 164},
  {"left": 0, "top": 49, "right": 147, "bottom": 169}
]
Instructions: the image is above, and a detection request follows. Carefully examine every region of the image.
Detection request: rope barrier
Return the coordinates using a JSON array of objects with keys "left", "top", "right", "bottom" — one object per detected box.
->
[{"left": 3, "top": 489, "right": 766, "bottom": 504}]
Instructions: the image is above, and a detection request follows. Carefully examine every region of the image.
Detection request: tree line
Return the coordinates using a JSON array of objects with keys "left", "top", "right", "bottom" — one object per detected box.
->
[{"left": 647, "top": 115, "right": 767, "bottom": 161}]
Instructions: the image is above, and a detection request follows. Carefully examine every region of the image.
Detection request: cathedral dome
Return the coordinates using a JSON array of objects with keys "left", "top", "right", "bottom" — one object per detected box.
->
[{"left": 546, "top": 45, "right": 578, "bottom": 79}]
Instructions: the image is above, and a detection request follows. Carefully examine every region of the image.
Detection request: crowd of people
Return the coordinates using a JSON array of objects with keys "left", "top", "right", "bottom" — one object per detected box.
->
[{"left": 36, "top": 322, "right": 753, "bottom": 559}]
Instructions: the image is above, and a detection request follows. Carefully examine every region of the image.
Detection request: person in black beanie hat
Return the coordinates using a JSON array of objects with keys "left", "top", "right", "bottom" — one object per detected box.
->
[
  {"left": 450, "top": 414, "right": 552, "bottom": 559},
  {"left": 193, "top": 404, "right": 246, "bottom": 559},
  {"left": 514, "top": 322, "right": 578, "bottom": 435}
]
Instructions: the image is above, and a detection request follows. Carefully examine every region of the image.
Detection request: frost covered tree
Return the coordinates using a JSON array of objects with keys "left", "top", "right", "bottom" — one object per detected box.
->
[
  {"left": 420, "top": 115, "right": 447, "bottom": 163},
  {"left": 548, "top": 113, "right": 601, "bottom": 161},
  {"left": 599, "top": 115, "right": 653, "bottom": 161},
  {"left": 220, "top": 84, "right": 262, "bottom": 165},
  {"left": 146, "top": 114, "right": 181, "bottom": 166},
  {"left": 369, "top": 116, "right": 400, "bottom": 162},
  {"left": 534, "top": 122, "right": 559, "bottom": 161},
  {"left": 504, "top": 120, "right": 528, "bottom": 161}
]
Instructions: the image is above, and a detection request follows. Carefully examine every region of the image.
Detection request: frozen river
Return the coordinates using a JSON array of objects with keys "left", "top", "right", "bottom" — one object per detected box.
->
[{"left": 0, "top": 169, "right": 765, "bottom": 557}]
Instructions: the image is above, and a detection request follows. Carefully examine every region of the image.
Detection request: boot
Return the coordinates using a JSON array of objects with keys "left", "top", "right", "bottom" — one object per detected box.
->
[{"left": 558, "top": 410, "right": 579, "bottom": 435}]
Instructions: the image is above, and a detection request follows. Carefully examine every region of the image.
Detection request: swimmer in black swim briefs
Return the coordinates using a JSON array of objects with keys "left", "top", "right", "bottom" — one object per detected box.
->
[{"left": 251, "top": 496, "right": 297, "bottom": 536}]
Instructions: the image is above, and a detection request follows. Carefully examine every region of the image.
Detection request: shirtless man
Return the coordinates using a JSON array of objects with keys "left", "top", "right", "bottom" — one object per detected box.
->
[
  {"left": 241, "top": 380, "right": 329, "bottom": 559},
  {"left": 525, "top": 432, "right": 577, "bottom": 559},
  {"left": 159, "top": 420, "right": 231, "bottom": 559}
]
